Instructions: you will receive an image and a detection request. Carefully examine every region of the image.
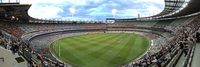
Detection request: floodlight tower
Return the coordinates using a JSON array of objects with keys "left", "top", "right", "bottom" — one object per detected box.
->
[
  {"left": 69, "top": 7, "right": 76, "bottom": 18},
  {"left": 112, "top": 8, "right": 117, "bottom": 18}
]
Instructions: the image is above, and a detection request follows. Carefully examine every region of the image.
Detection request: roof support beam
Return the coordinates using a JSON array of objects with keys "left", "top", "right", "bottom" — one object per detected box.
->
[{"left": 165, "top": 0, "right": 185, "bottom": 3}]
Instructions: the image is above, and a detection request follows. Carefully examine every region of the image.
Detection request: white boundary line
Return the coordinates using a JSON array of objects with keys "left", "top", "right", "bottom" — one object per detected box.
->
[{"left": 30, "top": 31, "right": 160, "bottom": 67}]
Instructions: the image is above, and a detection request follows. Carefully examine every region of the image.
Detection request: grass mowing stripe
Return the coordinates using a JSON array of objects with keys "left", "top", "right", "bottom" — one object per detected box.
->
[
  {"left": 51, "top": 33, "right": 149, "bottom": 67},
  {"left": 57, "top": 34, "right": 121, "bottom": 66},
  {"left": 84, "top": 33, "right": 125, "bottom": 53},
  {"left": 88, "top": 33, "right": 128, "bottom": 56},
  {"left": 79, "top": 33, "right": 109, "bottom": 41},
  {"left": 57, "top": 34, "right": 109, "bottom": 50},
  {"left": 52, "top": 42, "right": 86, "bottom": 66},
  {"left": 83, "top": 33, "right": 128, "bottom": 67},
  {"left": 73, "top": 34, "right": 124, "bottom": 66},
  {"left": 125, "top": 35, "right": 139, "bottom": 60},
  {"left": 123, "top": 34, "right": 138, "bottom": 60},
  {"left": 61, "top": 34, "right": 107, "bottom": 45},
  {"left": 96, "top": 34, "right": 133, "bottom": 66},
  {"left": 126, "top": 35, "right": 149, "bottom": 61},
  {"left": 70, "top": 33, "right": 117, "bottom": 45},
  {"left": 55, "top": 33, "right": 125, "bottom": 67},
  {"left": 86, "top": 34, "right": 134, "bottom": 67},
  {"left": 63, "top": 33, "right": 120, "bottom": 53},
  {"left": 73, "top": 33, "right": 108, "bottom": 42},
  {"left": 57, "top": 41, "right": 105, "bottom": 67},
  {"left": 87, "top": 33, "right": 127, "bottom": 59},
  {"left": 102, "top": 35, "right": 132, "bottom": 67}
]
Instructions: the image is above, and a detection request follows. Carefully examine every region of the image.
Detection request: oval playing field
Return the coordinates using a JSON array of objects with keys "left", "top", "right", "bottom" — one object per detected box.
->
[{"left": 50, "top": 33, "right": 150, "bottom": 67}]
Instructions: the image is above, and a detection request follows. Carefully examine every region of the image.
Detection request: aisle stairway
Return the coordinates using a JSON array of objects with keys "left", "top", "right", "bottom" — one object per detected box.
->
[
  {"left": 0, "top": 47, "right": 27, "bottom": 67},
  {"left": 175, "top": 53, "right": 186, "bottom": 67},
  {"left": 191, "top": 43, "right": 200, "bottom": 67}
]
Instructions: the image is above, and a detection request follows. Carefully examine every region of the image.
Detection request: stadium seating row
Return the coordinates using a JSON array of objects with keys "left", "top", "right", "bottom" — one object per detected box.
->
[
  {"left": 1, "top": 15, "right": 200, "bottom": 67},
  {"left": 123, "top": 15, "right": 200, "bottom": 67}
]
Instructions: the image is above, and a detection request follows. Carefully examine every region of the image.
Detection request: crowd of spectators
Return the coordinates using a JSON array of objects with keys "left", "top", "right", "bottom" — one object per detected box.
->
[
  {"left": 0, "top": 31, "right": 21, "bottom": 54},
  {"left": 124, "top": 16, "right": 200, "bottom": 67},
  {"left": 108, "top": 21, "right": 157, "bottom": 28},
  {"left": 0, "top": 31, "right": 65, "bottom": 67},
  {"left": 1, "top": 23, "right": 25, "bottom": 38},
  {"left": 164, "top": 17, "right": 192, "bottom": 32},
  {"left": 19, "top": 23, "right": 107, "bottom": 33},
  {"left": 152, "top": 20, "right": 174, "bottom": 29},
  {"left": 1, "top": 15, "right": 200, "bottom": 67}
]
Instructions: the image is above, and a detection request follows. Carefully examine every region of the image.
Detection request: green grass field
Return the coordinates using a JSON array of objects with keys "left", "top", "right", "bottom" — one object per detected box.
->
[{"left": 51, "top": 33, "right": 149, "bottom": 67}]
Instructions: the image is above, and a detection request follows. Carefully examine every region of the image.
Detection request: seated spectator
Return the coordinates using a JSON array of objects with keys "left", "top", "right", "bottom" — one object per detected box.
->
[
  {"left": 152, "top": 57, "right": 158, "bottom": 63},
  {"left": 183, "top": 44, "right": 189, "bottom": 57},
  {"left": 165, "top": 52, "right": 171, "bottom": 60}
]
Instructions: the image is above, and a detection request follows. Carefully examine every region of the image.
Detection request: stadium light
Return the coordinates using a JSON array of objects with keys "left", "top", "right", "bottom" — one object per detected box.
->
[
  {"left": 112, "top": 8, "right": 117, "bottom": 18},
  {"left": 69, "top": 7, "right": 76, "bottom": 18}
]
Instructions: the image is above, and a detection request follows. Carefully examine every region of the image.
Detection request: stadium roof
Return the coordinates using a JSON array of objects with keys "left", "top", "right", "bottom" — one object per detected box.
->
[
  {"left": 0, "top": 2, "right": 31, "bottom": 22},
  {"left": 25, "top": 0, "right": 200, "bottom": 20},
  {"left": 0, "top": 0, "right": 200, "bottom": 22},
  {"left": 166, "top": 0, "right": 200, "bottom": 17},
  {"left": 152, "top": 0, "right": 200, "bottom": 19}
]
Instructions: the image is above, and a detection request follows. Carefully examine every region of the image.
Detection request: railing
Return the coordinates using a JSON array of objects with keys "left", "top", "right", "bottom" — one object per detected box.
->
[
  {"left": 0, "top": 0, "right": 20, "bottom": 4},
  {"left": 165, "top": 15, "right": 200, "bottom": 67},
  {"left": 0, "top": 57, "right": 4, "bottom": 62},
  {"left": 184, "top": 43, "right": 196, "bottom": 67}
]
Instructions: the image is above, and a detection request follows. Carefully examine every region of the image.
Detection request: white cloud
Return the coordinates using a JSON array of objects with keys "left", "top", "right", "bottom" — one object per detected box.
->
[
  {"left": 28, "top": 6, "right": 64, "bottom": 19},
  {"left": 20, "top": 0, "right": 88, "bottom": 6},
  {"left": 117, "top": 9, "right": 141, "bottom": 17},
  {"left": 135, "top": 0, "right": 164, "bottom": 4},
  {"left": 19, "top": 0, "right": 164, "bottom": 19},
  {"left": 146, "top": 5, "right": 163, "bottom": 15}
]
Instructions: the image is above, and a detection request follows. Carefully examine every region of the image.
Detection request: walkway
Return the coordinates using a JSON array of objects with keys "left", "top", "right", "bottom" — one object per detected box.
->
[
  {"left": 175, "top": 53, "right": 186, "bottom": 67},
  {"left": 0, "top": 47, "right": 27, "bottom": 67},
  {"left": 191, "top": 43, "right": 200, "bottom": 67}
]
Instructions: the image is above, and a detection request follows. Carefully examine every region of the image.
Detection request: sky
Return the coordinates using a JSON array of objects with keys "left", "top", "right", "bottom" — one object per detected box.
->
[{"left": 2, "top": 0, "right": 165, "bottom": 20}]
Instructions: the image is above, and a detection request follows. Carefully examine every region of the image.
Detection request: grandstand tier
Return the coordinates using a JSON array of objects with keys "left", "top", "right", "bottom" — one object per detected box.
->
[{"left": 1, "top": 0, "right": 200, "bottom": 67}]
